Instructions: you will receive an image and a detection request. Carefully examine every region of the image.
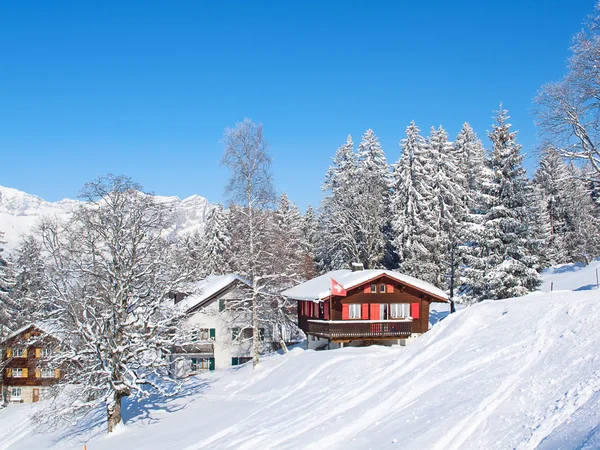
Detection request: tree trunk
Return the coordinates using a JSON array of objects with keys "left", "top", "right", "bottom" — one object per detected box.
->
[
  {"left": 279, "top": 339, "right": 289, "bottom": 354},
  {"left": 107, "top": 391, "right": 125, "bottom": 433},
  {"left": 252, "top": 288, "right": 260, "bottom": 369}
]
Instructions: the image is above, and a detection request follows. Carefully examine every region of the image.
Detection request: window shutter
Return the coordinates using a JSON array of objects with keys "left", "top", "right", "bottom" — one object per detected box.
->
[
  {"left": 54, "top": 369, "right": 60, "bottom": 379},
  {"left": 22, "top": 368, "right": 28, "bottom": 378},
  {"left": 364, "top": 285, "right": 370, "bottom": 294},
  {"left": 370, "top": 303, "right": 380, "bottom": 320},
  {"left": 6, "top": 368, "right": 12, "bottom": 377},
  {"left": 22, "top": 349, "right": 27, "bottom": 358},
  {"left": 6, "top": 349, "right": 11, "bottom": 358},
  {"left": 342, "top": 304, "right": 349, "bottom": 320},
  {"left": 387, "top": 284, "right": 394, "bottom": 293},
  {"left": 411, "top": 303, "right": 420, "bottom": 319},
  {"left": 324, "top": 301, "right": 330, "bottom": 320},
  {"left": 361, "top": 303, "right": 369, "bottom": 319},
  {"left": 219, "top": 299, "right": 225, "bottom": 312},
  {"left": 35, "top": 368, "right": 41, "bottom": 378},
  {"left": 209, "top": 328, "right": 216, "bottom": 340},
  {"left": 209, "top": 358, "right": 215, "bottom": 371},
  {"left": 35, "top": 348, "right": 41, "bottom": 358},
  {"left": 232, "top": 357, "right": 238, "bottom": 366}
]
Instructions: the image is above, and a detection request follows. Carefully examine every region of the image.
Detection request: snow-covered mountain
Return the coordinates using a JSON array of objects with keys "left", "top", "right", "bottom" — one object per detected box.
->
[
  {"left": 0, "top": 185, "right": 212, "bottom": 251},
  {"left": 1, "top": 261, "right": 598, "bottom": 449}
]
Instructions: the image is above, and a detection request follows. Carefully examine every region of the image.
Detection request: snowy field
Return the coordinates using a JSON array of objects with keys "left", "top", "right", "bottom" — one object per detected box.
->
[{"left": 1, "top": 263, "right": 599, "bottom": 450}]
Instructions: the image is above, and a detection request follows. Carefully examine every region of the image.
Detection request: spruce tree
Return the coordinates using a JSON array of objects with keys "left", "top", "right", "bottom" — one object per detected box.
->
[
  {"left": 0, "top": 231, "right": 18, "bottom": 337},
  {"left": 355, "top": 129, "right": 391, "bottom": 269},
  {"left": 391, "top": 122, "right": 438, "bottom": 285},
  {"left": 316, "top": 135, "right": 361, "bottom": 270},
  {"left": 200, "top": 204, "right": 232, "bottom": 275},
  {"left": 469, "top": 106, "right": 542, "bottom": 300},
  {"left": 270, "top": 193, "right": 307, "bottom": 280}
]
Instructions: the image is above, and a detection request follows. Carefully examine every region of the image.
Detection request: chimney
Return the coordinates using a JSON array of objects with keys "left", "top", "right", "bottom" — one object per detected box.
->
[{"left": 350, "top": 262, "right": 364, "bottom": 272}]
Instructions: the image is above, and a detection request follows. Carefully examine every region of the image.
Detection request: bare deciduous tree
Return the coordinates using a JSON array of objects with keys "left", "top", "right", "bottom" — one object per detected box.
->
[{"left": 36, "top": 175, "right": 188, "bottom": 433}]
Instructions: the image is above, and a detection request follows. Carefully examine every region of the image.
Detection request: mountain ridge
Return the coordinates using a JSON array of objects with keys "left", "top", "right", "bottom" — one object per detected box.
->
[{"left": 0, "top": 185, "right": 212, "bottom": 251}]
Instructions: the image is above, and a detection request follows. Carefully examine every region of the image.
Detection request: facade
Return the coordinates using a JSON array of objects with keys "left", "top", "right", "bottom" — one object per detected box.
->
[
  {"left": 0, "top": 323, "right": 62, "bottom": 404},
  {"left": 170, "top": 274, "right": 278, "bottom": 378},
  {"left": 282, "top": 269, "right": 448, "bottom": 350}
]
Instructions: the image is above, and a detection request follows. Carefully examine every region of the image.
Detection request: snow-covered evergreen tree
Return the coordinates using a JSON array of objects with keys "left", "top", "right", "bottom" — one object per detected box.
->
[
  {"left": 316, "top": 135, "right": 361, "bottom": 270},
  {"left": 200, "top": 203, "right": 232, "bottom": 275},
  {"left": 270, "top": 193, "right": 307, "bottom": 280},
  {"left": 301, "top": 204, "right": 318, "bottom": 279},
  {"left": 0, "top": 231, "right": 18, "bottom": 337},
  {"left": 454, "top": 122, "right": 488, "bottom": 212},
  {"left": 355, "top": 129, "right": 391, "bottom": 269},
  {"left": 466, "top": 106, "right": 542, "bottom": 300},
  {"left": 427, "top": 125, "right": 469, "bottom": 288},
  {"left": 391, "top": 122, "right": 438, "bottom": 285},
  {"left": 534, "top": 148, "right": 600, "bottom": 264}
]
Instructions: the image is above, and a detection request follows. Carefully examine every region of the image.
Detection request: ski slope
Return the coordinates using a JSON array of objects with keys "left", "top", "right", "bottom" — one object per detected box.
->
[{"left": 1, "top": 265, "right": 599, "bottom": 450}]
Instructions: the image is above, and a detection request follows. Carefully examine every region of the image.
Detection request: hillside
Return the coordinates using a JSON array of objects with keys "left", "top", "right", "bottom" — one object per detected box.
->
[
  {"left": 0, "top": 185, "right": 212, "bottom": 251},
  {"left": 1, "top": 262, "right": 599, "bottom": 449}
]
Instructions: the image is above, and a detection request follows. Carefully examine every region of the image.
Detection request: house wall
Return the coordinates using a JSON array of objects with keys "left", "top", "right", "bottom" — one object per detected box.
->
[
  {"left": 1, "top": 327, "right": 61, "bottom": 404},
  {"left": 173, "top": 286, "right": 276, "bottom": 377}
]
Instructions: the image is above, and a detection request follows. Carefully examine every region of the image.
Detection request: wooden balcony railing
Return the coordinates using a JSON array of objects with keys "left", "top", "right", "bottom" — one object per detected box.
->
[
  {"left": 171, "top": 343, "right": 214, "bottom": 355},
  {"left": 307, "top": 320, "right": 412, "bottom": 339}
]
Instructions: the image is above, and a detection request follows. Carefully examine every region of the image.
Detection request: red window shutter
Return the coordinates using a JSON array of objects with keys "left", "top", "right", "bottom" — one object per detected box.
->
[
  {"left": 301, "top": 301, "right": 306, "bottom": 316},
  {"left": 364, "top": 285, "right": 370, "bottom": 294},
  {"left": 370, "top": 303, "right": 380, "bottom": 320},
  {"left": 361, "top": 303, "right": 369, "bottom": 319},
  {"left": 342, "top": 304, "right": 349, "bottom": 320},
  {"left": 387, "top": 284, "right": 394, "bottom": 293},
  {"left": 411, "top": 303, "right": 420, "bottom": 319},
  {"left": 324, "top": 301, "right": 330, "bottom": 320}
]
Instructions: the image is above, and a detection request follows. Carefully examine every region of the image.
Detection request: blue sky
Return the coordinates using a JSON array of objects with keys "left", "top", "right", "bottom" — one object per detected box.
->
[{"left": 0, "top": 1, "right": 594, "bottom": 210}]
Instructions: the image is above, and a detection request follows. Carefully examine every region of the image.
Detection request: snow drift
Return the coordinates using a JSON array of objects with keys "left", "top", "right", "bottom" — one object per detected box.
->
[
  {"left": 1, "top": 262, "right": 599, "bottom": 449},
  {"left": 0, "top": 185, "right": 212, "bottom": 251}
]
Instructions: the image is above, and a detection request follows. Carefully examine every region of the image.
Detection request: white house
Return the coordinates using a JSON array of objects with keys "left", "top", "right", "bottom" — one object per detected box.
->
[{"left": 170, "top": 274, "right": 277, "bottom": 377}]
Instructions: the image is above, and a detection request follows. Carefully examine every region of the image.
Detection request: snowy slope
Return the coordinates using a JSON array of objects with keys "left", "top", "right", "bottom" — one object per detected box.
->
[
  {"left": 2, "top": 268, "right": 599, "bottom": 449},
  {"left": 0, "top": 185, "right": 212, "bottom": 251},
  {"left": 539, "top": 258, "right": 600, "bottom": 293}
]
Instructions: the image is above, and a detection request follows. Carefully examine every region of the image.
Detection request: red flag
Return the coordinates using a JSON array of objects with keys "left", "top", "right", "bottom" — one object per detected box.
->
[{"left": 331, "top": 278, "right": 347, "bottom": 297}]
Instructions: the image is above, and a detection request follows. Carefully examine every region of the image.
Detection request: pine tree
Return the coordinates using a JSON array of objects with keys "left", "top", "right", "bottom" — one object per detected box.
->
[
  {"left": 391, "top": 122, "right": 438, "bottom": 285},
  {"left": 316, "top": 135, "right": 361, "bottom": 270},
  {"left": 200, "top": 204, "right": 232, "bottom": 275},
  {"left": 270, "top": 193, "right": 307, "bottom": 280},
  {"left": 301, "top": 204, "right": 318, "bottom": 279},
  {"left": 355, "top": 129, "right": 391, "bottom": 269},
  {"left": 454, "top": 122, "right": 488, "bottom": 212},
  {"left": 468, "top": 106, "right": 542, "bottom": 300}
]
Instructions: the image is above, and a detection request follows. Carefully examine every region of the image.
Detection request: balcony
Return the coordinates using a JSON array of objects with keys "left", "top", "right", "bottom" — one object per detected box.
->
[
  {"left": 307, "top": 319, "right": 412, "bottom": 340},
  {"left": 171, "top": 343, "right": 214, "bottom": 356}
]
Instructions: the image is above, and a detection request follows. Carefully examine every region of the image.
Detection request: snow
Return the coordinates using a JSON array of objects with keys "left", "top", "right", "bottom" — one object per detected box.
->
[
  {"left": 539, "top": 258, "right": 600, "bottom": 292},
  {"left": 176, "top": 274, "right": 250, "bottom": 312},
  {"left": 2, "top": 262, "right": 599, "bottom": 449},
  {"left": 0, "top": 321, "right": 63, "bottom": 344},
  {"left": 282, "top": 269, "right": 448, "bottom": 302},
  {"left": 0, "top": 185, "right": 212, "bottom": 252}
]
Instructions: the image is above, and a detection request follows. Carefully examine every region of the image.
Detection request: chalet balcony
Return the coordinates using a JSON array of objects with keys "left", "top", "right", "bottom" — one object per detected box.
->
[
  {"left": 171, "top": 343, "right": 214, "bottom": 356},
  {"left": 307, "top": 319, "right": 412, "bottom": 340}
]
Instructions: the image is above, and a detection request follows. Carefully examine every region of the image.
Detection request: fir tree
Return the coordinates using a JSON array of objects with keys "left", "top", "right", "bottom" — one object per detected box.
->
[
  {"left": 200, "top": 204, "right": 232, "bottom": 275},
  {"left": 316, "top": 135, "right": 361, "bottom": 270},
  {"left": 467, "top": 106, "right": 542, "bottom": 300},
  {"left": 0, "top": 231, "right": 17, "bottom": 337},
  {"left": 270, "top": 193, "right": 307, "bottom": 281},
  {"left": 355, "top": 129, "right": 391, "bottom": 269},
  {"left": 391, "top": 122, "right": 438, "bottom": 285}
]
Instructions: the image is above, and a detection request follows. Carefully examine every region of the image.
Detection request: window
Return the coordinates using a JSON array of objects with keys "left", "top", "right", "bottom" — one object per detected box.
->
[
  {"left": 41, "top": 348, "right": 52, "bottom": 357},
  {"left": 390, "top": 303, "right": 410, "bottom": 318},
  {"left": 41, "top": 368, "right": 54, "bottom": 378},
  {"left": 11, "top": 387, "right": 22, "bottom": 399},
  {"left": 259, "top": 328, "right": 266, "bottom": 341},
  {"left": 12, "top": 348, "right": 23, "bottom": 357},
  {"left": 219, "top": 299, "right": 226, "bottom": 312},
  {"left": 190, "top": 358, "right": 209, "bottom": 371},
  {"left": 348, "top": 303, "right": 361, "bottom": 319},
  {"left": 231, "top": 327, "right": 240, "bottom": 340},
  {"left": 12, "top": 368, "right": 24, "bottom": 378},
  {"left": 370, "top": 284, "right": 377, "bottom": 293},
  {"left": 380, "top": 284, "right": 386, "bottom": 293},
  {"left": 191, "top": 328, "right": 213, "bottom": 341}
]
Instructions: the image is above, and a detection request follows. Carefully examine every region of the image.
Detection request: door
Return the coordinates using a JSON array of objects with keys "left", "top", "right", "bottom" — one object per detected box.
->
[
  {"left": 380, "top": 304, "right": 389, "bottom": 320},
  {"left": 33, "top": 388, "right": 40, "bottom": 403}
]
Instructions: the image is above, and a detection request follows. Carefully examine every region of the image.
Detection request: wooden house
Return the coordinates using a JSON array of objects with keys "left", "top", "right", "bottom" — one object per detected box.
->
[
  {"left": 0, "top": 323, "right": 62, "bottom": 404},
  {"left": 281, "top": 268, "right": 448, "bottom": 350}
]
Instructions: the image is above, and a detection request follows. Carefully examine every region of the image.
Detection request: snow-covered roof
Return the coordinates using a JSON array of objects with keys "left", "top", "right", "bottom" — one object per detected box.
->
[
  {"left": 281, "top": 269, "right": 448, "bottom": 303},
  {"left": 177, "top": 274, "right": 251, "bottom": 312},
  {"left": 0, "top": 321, "right": 63, "bottom": 344}
]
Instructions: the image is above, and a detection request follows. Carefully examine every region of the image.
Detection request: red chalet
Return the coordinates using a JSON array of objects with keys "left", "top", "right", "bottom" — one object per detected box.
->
[{"left": 282, "top": 268, "right": 448, "bottom": 350}]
